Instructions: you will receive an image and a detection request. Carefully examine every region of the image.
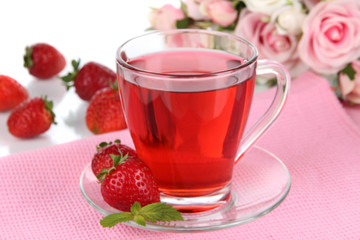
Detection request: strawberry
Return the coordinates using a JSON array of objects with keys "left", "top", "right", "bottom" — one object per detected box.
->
[
  {"left": 91, "top": 140, "right": 138, "bottom": 178},
  {"left": 0, "top": 75, "right": 29, "bottom": 111},
  {"left": 7, "top": 96, "right": 56, "bottom": 138},
  {"left": 61, "top": 59, "right": 116, "bottom": 101},
  {"left": 99, "top": 149, "right": 161, "bottom": 212},
  {"left": 85, "top": 83, "right": 127, "bottom": 134},
  {"left": 24, "top": 43, "right": 66, "bottom": 79}
]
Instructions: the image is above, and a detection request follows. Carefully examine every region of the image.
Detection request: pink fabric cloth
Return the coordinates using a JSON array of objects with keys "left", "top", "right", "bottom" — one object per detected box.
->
[
  {"left": 1, "top": 71, "right": 360, "bottom": 239},
  {"left": 344, "top": 104, "right": 360, "bottom": 127}
]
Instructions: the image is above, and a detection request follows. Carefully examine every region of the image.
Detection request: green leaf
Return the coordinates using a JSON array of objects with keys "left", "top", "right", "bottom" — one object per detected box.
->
[
  {"left": 139, "top": 202, "right": 184, "bottom": 223},
  {"left": 99, "top": 142, "right": 108, "bottom": 148},
  {"left": 60, "top": 59, "right": 80, "bottom": 90},
  {"left": 218, "top": 23, "right": 236, "bottom": 31},
  {"left": 195, "top": 21, "right": 213, "bottom": 29},
  {"left": 110, "top": 154, "right": 121, "bottom": 166},
  {"left": 261, "top": 17, "right": 270, "bottom": 23},
  {"left": 341, "top": 63, "right": 356, "bottom": 81},
  {"left": 100, "top": 202, "right": 184, "bottom": 228},
  {"left": 42, "top": 96, "right": 57, "bottom": 125},
  {"left": 134, "top": 215, "right": 146, "bottom": 226},
  {"left": 110, "top": 80, "right": 119, "bottom": 90},
  {"left": 23, "top": 46, "right": 34, "bottom": 68},
  {"left": 100, "top": 212, "right": 134, "bottom": 228},
  {"left": 131, "top": 202, "right": 142, "bottom": 215},
  {"left": 232, "top": 0, "right": 242, "bottom": 9},
  {"left": 96, "top": 170, "right": 110, "bottom": 182},
  {"left": 96, "top": 140, "right": 121, "bottom": 150},
  {"left": 176, "top": 18, "right": 189, "bottom": 29},
  {"left": 109, "top": 151, "right": 128, "bottom": 166},
  {"left": 71, "top": 59, "right": 80, "bottom": 69},
  {"left": 180, "top": 1, "right": 188, "bottom": 16}
]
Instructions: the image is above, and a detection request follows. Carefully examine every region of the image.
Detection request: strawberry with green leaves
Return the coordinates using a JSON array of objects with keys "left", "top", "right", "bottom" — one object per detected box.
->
[
  {"left": 91, "top": 140, "right": 137, "bottom": 178},
  {"left": 91, "top": 140, "right": 183, "bottom": 227},
  {"left": 7, "top": 96, "right": 56, "bottom": 138},
  {"left": 61, "top": 59, "right": 117, "bottom": 101},
  {"left": 0, "top": 75, "right": 29, "bottom": 111},
  {"left": 24, "top": 43, "right": 66, "bottom": 79},
  {"left": 86, "top": 82, "right": 127, "bottom": 134},
  {"left": 98, "top": 148, "right": 160, "bottom": 212}
]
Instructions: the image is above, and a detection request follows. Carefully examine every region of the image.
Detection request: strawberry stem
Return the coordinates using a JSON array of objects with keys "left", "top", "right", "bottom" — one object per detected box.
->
[
  {"left": 23, "top": 46, "right": 34, "bottom": 69},
  {"left": 61, "top": 59, "right": 80, "bottom": 90},
  {"left": 109, "top": 80, "right": 119, "bottom": 91},
  {"left": 42, "top": 96, "right": 57, "bottom": 125},
  {"left": 96, "top": 148, "right": 128, "bottom": 182},
  {"left": 96, "top": 139, "right": 121, "bottom": 151}
]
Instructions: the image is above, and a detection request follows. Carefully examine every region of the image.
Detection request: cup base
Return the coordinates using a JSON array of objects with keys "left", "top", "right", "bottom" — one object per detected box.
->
[{"left": 160, "top": 183, "right": 232, "bottom": 213}]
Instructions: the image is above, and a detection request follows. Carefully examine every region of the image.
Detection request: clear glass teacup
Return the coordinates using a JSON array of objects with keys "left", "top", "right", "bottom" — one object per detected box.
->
[{"left": 116, "top": 29, "right": 290, "bottom": 212}]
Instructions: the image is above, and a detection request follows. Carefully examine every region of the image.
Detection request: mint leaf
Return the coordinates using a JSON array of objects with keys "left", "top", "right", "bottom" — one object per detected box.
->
[
  {"left": 100, "top": 202, "right": 184, "bottom": 228},
  {"left": 134, "top": 215, "right": 146, "bottom": 226},
  {"left": 342, "top": 63, "right": 356, "bottom": 81},
  {"left": 131, "top": 201, "right": 141, "bottom": 215},
  {"left": 139, "top": 202, "right": 184, "bottom": 223},
  {"left": 100, "top": 212, "right": 134, "bottom": 228}
]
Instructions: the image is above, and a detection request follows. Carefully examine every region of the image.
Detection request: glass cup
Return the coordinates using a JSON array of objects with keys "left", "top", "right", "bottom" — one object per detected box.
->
[{"left": 116, "top": 29, "right": 290, "bottom": 212}]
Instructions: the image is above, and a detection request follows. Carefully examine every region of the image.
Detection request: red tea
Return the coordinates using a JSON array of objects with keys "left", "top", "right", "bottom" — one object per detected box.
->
[{"left": 118, "top": 50, "right": 255, "bottom": 197}]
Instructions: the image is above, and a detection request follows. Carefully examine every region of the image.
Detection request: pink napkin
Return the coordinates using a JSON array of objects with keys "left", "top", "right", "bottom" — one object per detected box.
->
[{"left": 1, "top": 71, "right": 359, "bottom": 239}]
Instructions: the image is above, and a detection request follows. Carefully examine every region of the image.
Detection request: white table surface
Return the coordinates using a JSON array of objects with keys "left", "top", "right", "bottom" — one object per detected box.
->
[{"left": 0, "top": 0, "right": 173, "bottom": 157}]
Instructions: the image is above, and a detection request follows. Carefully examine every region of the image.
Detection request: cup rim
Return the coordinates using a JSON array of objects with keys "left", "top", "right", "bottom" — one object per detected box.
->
[{"left": 116, "top": 29, "right": 258, "bottom": 78}]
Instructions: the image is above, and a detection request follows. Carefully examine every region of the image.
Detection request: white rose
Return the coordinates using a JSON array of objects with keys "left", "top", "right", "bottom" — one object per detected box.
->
[
  {"left": 243, "top": 0, "right": 289, "bottom": 15},
  {"left": 271, "top": 1, "right": 306, "bottom": 35}
]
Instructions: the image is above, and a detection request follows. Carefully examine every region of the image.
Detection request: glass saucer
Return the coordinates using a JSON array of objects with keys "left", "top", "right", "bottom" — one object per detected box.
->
[{"left": 80, "top": 146, "right": 291, "bottom": 232}]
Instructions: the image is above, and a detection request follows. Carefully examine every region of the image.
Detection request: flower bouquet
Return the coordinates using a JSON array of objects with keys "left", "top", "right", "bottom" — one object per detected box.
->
[{"left": 148, "top": 0, "right": 360, "bottom": 104}]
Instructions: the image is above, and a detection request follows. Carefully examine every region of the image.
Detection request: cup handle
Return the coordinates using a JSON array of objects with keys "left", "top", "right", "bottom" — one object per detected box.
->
[{"left": 235, "top": 59, "right": 291, "bottom": 164}]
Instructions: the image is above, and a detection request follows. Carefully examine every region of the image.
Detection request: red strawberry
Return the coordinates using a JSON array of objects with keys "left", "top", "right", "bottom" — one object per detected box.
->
[
  {"left": 61, "top": 59, "right": 116, "bottom": 101},
  {"left": 0, "top": 75, "right": 29, "bottom": 111},
  {"left": 24, "top": 43, "right": 66, "bottom": 79},
  {"left": 85, "top": 83, "right": 127, "bottom": 134},
  {"left": 91, "top": 140, "right": 138, "bottom": 178},
  {"left": 7, "top": 96, "right": 56, "bottom": 138},
  {"left": 99, "top": 149, "right": 160, "bottom": 212}
]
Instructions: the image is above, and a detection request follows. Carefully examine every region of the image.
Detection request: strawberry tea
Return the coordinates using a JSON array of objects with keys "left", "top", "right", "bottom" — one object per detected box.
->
[
  {"left": 119, "top": 50, "right": 255, "bottom": 196},
  {"left": 117, "top": 30, "right": 290, "bottom": 212}
]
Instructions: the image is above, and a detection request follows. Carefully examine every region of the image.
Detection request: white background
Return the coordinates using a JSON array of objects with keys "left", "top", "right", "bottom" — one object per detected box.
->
[{"left": 0, "top": 0, "right": 174, "bottom": 157}]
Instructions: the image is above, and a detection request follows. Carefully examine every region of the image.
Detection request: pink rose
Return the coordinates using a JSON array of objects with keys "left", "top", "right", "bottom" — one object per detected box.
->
[
  {"left": 298, "top": 0, "right": 360, "bottom": 74},
  {"left": 339, "top": 60, "right": 360, "bottom": 104},
  {"left": 207, "top": 0, "right": 238, "bottom": 27},
  {"left": 148, "top": 4, "right": 185, "bottom": 31},
  {"left": 186, "top": 0, "right": 209, "bottom": 20},
  {"left": 235, "top": 10, "right": 307, "bottom": 77}
]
